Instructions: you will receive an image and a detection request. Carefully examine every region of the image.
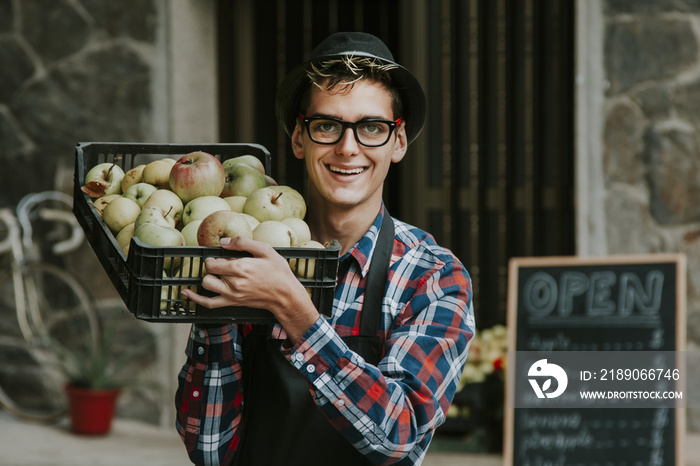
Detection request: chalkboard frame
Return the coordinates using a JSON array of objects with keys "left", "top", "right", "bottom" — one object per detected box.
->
[{"left": 504, "top": 253, "right": 687, "bottom": 466}]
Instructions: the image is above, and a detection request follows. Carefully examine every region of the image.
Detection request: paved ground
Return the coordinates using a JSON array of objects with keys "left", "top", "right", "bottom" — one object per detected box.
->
[
  {"left": 2, "top": 411, "right": 699, "bottom": 466},
  {"left": 0, "top": 411, "right": 500, "bottom": 466},
  {"left": 0, "top": 414, "right": 190, "bottom": 466}
]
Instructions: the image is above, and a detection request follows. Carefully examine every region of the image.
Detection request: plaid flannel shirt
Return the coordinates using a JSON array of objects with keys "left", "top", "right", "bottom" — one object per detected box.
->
[{"left": 175, "top": 208, "right": 474, "bottom": 465}]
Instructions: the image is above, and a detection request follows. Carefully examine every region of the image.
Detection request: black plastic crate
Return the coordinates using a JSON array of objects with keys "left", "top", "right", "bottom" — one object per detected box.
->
[{"left": 73, "top": 142, "right": 339, "bottom": 323}]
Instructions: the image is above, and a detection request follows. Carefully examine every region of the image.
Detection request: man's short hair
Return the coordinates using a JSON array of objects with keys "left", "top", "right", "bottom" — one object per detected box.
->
[{"left": 299, "top": 56, "right": 403, "bottom": 120}]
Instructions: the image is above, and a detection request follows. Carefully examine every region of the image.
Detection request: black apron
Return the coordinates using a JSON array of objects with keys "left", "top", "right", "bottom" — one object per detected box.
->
[{"left": 233, "top": 213, "right": 394, "bottom": 466}]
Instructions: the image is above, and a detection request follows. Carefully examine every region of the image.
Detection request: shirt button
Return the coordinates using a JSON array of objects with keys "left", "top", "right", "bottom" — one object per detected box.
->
[
  {"left": 198, "top": 330, "right": 206, "bottom": 338},
  {"left": 306, "top": 364, "right": 315, "bottom": 373},
  {"left": 337, "top": 399, "right": 345, "bottom": 407},
  {"left": 192, "top": 390, "right": 200, "bottom": 398},
  {"left": 197, "top": 346, "right": 204, "bottom": 355},
  {"left": 294, "top": 353, "right": 304, "bottom": 362}
]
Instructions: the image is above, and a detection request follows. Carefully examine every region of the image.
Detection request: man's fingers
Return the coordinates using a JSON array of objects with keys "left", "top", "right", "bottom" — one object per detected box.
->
[
  {"left": 221, "top": 235, "right": 276, "bottom": 258},
  {"left": 181, "top": 289, "right": 223, "bottom": 309},
  {"left": 181, "top": 236, "right": 288, "bottom": 311},
  {"left": 203, "top": 236, "right": 277, "bottom": 275},
  {"left": 201, "top": 273, "right": 230, "bottom": 295},
  {"left": 182, "top": 280, "right": 240, "bottom": 310}
]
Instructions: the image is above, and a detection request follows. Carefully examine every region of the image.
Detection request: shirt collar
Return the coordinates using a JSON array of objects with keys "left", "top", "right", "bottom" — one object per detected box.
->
[{"left": 340, "top": 204, "right": 386, "bottom": 278}]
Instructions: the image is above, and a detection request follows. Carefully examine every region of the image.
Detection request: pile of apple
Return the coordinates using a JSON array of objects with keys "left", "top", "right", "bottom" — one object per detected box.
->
[{"left": 81, "top": 151, "right": 325, "bottom": 284}]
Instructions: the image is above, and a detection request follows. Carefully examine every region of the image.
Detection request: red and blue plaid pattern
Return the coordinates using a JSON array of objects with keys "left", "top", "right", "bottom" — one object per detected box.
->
[{"left": 176, "top": 209, "right": 474, "bottom": 465}]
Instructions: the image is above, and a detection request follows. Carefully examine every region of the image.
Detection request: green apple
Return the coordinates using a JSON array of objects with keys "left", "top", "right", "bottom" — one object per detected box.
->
[
  {"left": 163, "top": 256, "right": 207, "bottom": 311},
  {"left": 197, "top": 210, "right": 253, "bottom": 247},
  {"left": 92, "top": 194, "right": 122, "bottom": 215},
  {"left": 182, "top": 195, "right": 230, "bottom": 226},
  {"left": 282, "top": 218, "right": 311, "bottom": 245},
  {"left": 178, "top": 256, "right": 206, "bottom": 305},
  {"left": 221, "top": 162, "right": 267, "bottom": 197},
  {"left": 134, "top": 223, "right": 185, "bottom": 269},
  {"left": 222, "top": 154, "right": 265, "bottom": 174},
  {"left": 239, "top": 213, "right": 260, "bottom": 230},
  {"left": 252, "top": 220, "right": 296, "bottom": 247},
  {"left": 180, "top": 219, "right": 203, "bottom": 246},
  {"left": 270, "top": 185, "right": 306, "bottom": 219},
  {"left": 123, "top": 182, "right": 158, "bottom": 208},
  {"left": 177, "top": 256, "right": 206, "bottom": 279},
  {"left": 160, "top": 269, "right": 185, "bottom": 311},
  {"left": 135, "top": 205, "right": 176, "bottom": 230},
  {"left": 289, "top": 240, "right": 325, "bottom": 279},
  {"left": 121, "top": 164, "right": 146, "bottom": 193},
  {"left": 142, "top": 189, "right": 184, "bottom": 223},
  {"left": 223, "top": 195, "right": 247, "bottom": 212},
  {"left": 116, "top": 222, "right": 136, "bottom": 250},
  {"left": 243, "top": 187, "right": 286, "bottom": 222},
  {"left": 102, "top": 196, "right": 141, "bottom": 233},
  {"left": 82, "top": 162, "right": 125, "bottom": 198},
  {"left": 160, "top": 282, "right": 176, "bottom": 312}
]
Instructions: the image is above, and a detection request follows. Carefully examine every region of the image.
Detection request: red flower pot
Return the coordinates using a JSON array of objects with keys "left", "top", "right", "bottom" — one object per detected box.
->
[{"left": 65, "top": 385, "right": 121, "bottom": 435}]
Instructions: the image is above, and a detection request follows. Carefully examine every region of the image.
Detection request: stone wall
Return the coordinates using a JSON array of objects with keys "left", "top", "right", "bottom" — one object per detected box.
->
[
  {"left": 602, "top": 0, "right": 700, "bottom": 342},
  {"left": 0, "top": 0, "right": 162, "bottom": 207},
  {"left": 0, "top": 0, "right": 166, "bottom": 425},
  {"left": 600, "top": 0, "right": 700, "bottom": 427}
]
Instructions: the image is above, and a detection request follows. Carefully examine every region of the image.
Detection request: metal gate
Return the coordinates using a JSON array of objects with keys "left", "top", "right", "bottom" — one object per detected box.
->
[{"left": 217, "top": 0, "right": 575, "bottom": 328}]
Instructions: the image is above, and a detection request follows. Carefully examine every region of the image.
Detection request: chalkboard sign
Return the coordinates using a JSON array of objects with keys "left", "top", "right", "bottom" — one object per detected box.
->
[{"left": 505, "top": 254, "right": 686, "bottom": 466}]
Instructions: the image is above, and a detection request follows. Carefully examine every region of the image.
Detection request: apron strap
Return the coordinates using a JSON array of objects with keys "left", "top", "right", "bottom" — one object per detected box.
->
[{"left": 358, "top": 210, "right": 394, "bottom": 337}]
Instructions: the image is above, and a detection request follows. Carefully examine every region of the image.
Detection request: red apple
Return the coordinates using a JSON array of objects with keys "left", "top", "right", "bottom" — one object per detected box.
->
[{"left": 169, "top": 151, "right": 225, "bottom": 204}]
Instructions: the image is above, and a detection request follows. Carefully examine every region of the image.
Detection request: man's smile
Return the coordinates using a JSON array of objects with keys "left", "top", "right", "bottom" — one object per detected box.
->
[{"left": 328, "top": 165, "right": 367, "bottom": 175}]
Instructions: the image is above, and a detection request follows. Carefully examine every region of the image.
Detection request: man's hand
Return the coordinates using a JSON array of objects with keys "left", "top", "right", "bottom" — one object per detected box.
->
[{"left": 181, "top": 236, "right": 320, "bottom": 344}]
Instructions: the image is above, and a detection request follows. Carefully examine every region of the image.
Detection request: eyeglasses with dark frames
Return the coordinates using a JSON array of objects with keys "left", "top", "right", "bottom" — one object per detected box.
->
[{"left": 299, "top": 114, "right": 402, "bottom": 147}]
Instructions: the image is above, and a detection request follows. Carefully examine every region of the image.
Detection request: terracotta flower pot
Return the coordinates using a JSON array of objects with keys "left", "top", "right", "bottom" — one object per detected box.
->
[{"left": 64, "top": 385, "right": 121, "bottom": 435}]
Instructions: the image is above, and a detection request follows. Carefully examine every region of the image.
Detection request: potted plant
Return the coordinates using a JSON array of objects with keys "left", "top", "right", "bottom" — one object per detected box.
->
[{"left": 49, "top": 318, "right": 156, "bottom": 435}]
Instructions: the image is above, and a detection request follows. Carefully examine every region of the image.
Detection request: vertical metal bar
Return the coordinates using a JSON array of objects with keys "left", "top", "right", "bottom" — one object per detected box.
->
[
  {"left": 524, "top": 0, "right": 534, "bottom": 258},
  {"left": 480, "top": 0, "right": 499, "bottom": 327},
  {"left": 561, "top": 0, "right": 576, "bottom": 253},
  {"left": 428, "top": 0, "right": 444, "bottom": 191},
  {"left": 355, "top": 1, "right": 363, "bottom": 30},
  {"left": 496, "top": 0, "right": 508, "bottom": 321},
  {"left": 468, "top": 0, "right": 481, "bottom": 322},
  {"left": 531, "top": 0, "right": 544, "bottom": 255},
  {"left": 427, "top": 0, "right": 445, "bottom": 242},
  {"left": 454, "top": 0, "right": 478, "bottom": 315},
  {"left": 329, "top": 0, "right": 338, "bottom": 32},
  {"left": 233, "top": 0, "right": 256, "bottom": 142},
  {"left": 397, "top": 0, "right": 431, "bottom": 231},
  {"left": 558, "top": 0, "right": 576, "bottom": 255},
  {"left": 441, "top": 0, "right": 453, "bottom": 244},
  {"left": 276, "top": 0, "right": 288, "bottom": 180}
]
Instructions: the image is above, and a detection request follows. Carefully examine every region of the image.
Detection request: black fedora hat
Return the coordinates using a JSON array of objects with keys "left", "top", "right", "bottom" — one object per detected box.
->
[{"left": 275, "top": 32, "right": 426, "bottom": 145}]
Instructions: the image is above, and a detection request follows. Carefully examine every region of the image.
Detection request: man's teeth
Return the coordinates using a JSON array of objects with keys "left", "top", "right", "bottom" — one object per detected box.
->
[{"left": 330, "top": 166, "right": 365, "bottom": 174}]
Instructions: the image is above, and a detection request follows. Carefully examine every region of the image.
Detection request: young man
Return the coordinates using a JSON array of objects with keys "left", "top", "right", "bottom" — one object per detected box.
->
[{"left": 176, "top": 32, "right": 474, "bottom": 465}]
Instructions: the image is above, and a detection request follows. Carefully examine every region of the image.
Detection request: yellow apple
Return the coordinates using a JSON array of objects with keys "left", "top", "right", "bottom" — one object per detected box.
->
[
  {"left": 142, "top": 159, "right": 174, "bottom": 189},
  {"left": 102, "top": 196, "right": 141, "bottom": 233},
  {"left": 289, "top": 240, "right": 325, "bottom": 279},
  {"left": 121, "top": 164, "right": 146, "bottom": 193}
]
